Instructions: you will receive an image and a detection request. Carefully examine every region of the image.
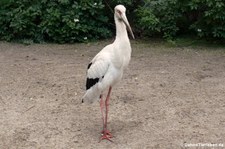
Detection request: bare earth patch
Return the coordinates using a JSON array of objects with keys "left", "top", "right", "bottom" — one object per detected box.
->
[{"left": 0, "top": 41, "right": 225, "bottom": 148}]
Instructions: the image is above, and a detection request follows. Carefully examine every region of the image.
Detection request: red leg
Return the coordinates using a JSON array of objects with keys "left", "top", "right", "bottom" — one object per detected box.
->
[
  {"left": 104, "top": 86, "right": 112, "bottom": 134},
  {"left": 99, "top": 87, "right": 113, "bottom": 142},
  {"left": 100, "top": 95, "right": 105, "bottom": 130}
]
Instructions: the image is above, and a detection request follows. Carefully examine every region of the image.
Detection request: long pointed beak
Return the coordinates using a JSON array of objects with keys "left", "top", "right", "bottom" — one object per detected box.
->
[{"left": 121, "top": 13, "right": 135, "bottom": 39}]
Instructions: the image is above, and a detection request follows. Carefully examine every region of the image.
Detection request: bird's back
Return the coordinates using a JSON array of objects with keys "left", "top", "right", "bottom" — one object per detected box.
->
[{"left": 82, "top": 44, "right": 116, "bottom": 103}]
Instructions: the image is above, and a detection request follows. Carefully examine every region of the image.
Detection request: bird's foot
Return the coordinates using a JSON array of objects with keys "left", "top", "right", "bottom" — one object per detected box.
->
[
  {"left": 101, "top": 130, "right": 113, "bottom": 138},
  {"left": 99, "top": 130, "right": 113, "bottom": 142}
]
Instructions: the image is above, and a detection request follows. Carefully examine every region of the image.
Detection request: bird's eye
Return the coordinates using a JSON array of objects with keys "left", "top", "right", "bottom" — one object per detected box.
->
[{"left": 117, "top": 10, "right": 122, "bottom": 16}]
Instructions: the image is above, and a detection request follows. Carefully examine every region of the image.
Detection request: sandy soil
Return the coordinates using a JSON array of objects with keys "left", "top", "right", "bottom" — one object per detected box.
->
[{"left": 0, "top": 40, "right": 225, "bottom": 149}]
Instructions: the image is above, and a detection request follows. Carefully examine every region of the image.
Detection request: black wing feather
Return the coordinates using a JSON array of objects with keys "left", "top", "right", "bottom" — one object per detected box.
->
[
  {"left": 86, "top": 78, "right": 99, "bottom": 90},
  {"left": 85, "top": 61, "right": 106, "bottom": 90},
  {"left": 87, "top": 62, "right": 92, "bottom": 69},
  {"left": 86, "top": 62, "right": 101, "bottom": 90}
]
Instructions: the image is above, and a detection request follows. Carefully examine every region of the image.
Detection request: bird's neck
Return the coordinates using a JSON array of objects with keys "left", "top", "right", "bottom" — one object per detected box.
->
[{"left": 114, "top": 16, "right": 129, "bottom": 41}]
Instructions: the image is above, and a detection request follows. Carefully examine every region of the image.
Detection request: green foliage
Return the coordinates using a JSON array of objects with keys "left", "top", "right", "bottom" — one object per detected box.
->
[
  {"left": 135, "top": 0, "right": 181, "bottom": 39},
  {"left": 189, "top": 0, "right": 225, "bottom": 39},
  {"left": 135, "top": 0, "right": 225, "bottom": 40},
  {"left": 0, "top": 0, "right": 111, "bottom": 43},
  {"left": 135, "top": 5, "right": 160, "bottom": 35},
  {"left": 0, "top": 0, "right": 225, "bottom": 43}
]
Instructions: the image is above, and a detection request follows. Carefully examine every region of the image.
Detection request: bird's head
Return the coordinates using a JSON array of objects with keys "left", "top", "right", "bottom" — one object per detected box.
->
[{"left": 114, "top": 5, "right": 135, "bottom": 39}]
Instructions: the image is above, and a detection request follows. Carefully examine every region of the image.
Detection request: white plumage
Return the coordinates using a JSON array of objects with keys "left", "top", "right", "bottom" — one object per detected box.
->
[{"left": 82, "top": 4, "right": 134, "bottom": 141}]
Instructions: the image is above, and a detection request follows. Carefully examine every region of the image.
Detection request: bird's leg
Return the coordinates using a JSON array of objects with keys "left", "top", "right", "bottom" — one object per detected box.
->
[
  {"left": 104, "top": 86, "right": 112, "bottom": 136},
  {"left": 100, "top": 87, "right": 113, "bottom": 142},
  {"left": 99, "top": 95, "right": 105, "bottom": 131}
]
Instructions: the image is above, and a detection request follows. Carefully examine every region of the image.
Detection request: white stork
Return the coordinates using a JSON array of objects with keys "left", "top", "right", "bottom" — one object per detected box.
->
[{"left": 82, "top": 4, "right": 134, "bottom": 142}]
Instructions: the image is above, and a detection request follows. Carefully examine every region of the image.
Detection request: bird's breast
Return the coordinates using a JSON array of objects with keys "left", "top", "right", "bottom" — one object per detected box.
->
[
  {"left": 112, "top": 49, "right": 129, "bottom": 67},
  {"left": 112, "top": 40, "right": 132, "bottom": 69},
  {"left": 120, "top": 44, "right": 131, "bottom": 68},
  {"left": 123, "top": 53, "right": 131, "bottom": 68}
]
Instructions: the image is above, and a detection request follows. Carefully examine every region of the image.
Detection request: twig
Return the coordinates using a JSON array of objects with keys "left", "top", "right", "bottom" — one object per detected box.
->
[
  {"left": 104, "top": 0, "right": 114, "bottom": 15},
  {"left": 22, "top": 105, "right": 35, "bottom": 114}
]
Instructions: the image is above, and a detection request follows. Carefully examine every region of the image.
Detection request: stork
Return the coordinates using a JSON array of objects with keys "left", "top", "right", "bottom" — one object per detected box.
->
[{"left": 82, "top": 4, "right": 134, "bottom": 142}]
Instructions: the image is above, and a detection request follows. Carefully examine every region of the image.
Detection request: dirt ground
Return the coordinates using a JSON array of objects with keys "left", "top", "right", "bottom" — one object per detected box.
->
[{"left": 0, "top": 40, "right": 225, "bottom": 149}]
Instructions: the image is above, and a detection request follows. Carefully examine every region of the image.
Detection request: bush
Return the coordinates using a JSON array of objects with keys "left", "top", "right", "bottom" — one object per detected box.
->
[
  {"left": 0, "top": 0, "right": 112, "bottom": 43},
  {"left": 189, "top": 0, "right": 225, "bottom": 39},
  {"left": 1, "top": 0, "right": 225, "bottom": 42},
  {"left": 135, "top": 0, "right": 181, "bottom": 39},
  {"left": 135, "top": 0, "right": 225, "bottom": 40}
]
